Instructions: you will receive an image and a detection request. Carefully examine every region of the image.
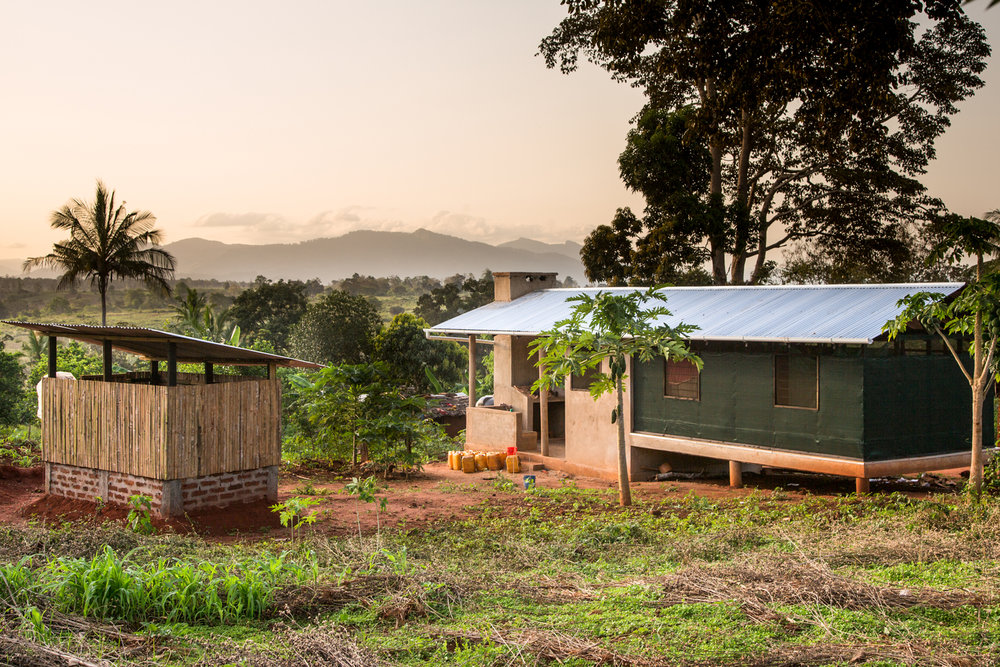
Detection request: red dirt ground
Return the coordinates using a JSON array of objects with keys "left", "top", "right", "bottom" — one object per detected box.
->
[{"left": 0, "top": 461, "right": 968, "bottom": 540}]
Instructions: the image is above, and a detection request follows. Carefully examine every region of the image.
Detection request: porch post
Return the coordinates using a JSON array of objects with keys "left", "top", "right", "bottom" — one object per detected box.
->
[
  {"left": 729, "top": 461, "right": 742, "bottom": 488},
  {"left": 467, "top": 335, "right": 477, "bottom": 408},
  {"left": 205, "top": 362, "right": 214, "bottom": 384},
  {"left": 102, "top": 340, "right": 113, "bottom": 381},
  {"left": 167, "top": 342, "right": 177, "bottom": 387},
  {"left": 538, "top": 355, "right": 549, "bottom": 457},
  {"left": 150, "top": 360, "right": 160, "bottom": 384},
  {"left": 47, "top": 336, "right": 57, "bottom": 378}
]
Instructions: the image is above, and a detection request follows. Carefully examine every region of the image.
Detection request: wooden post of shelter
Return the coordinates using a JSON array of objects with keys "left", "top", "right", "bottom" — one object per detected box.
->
[
  {"left": 167, "top": 342, "right": 177, "bottom": 387},
  {"left": 467, "top": 334, "right": 477, "bottom": 408},
  {"left": 102, "top": 340, "right": 113, "bottom": 381},
  {"left": 150, "top": 360, "right": 160, "bottom": 385},
  {"left": 205, "top": 362, "right": 214, "bottom": 384},
  {"left": 539, "top": 354, "right": 549, "bottom": 457},
  {"left": 267, "top": 363, "right": 277, "bottom": 380},
  {"left": 47, "top": 336, "right": 57, "bottom": 378}
]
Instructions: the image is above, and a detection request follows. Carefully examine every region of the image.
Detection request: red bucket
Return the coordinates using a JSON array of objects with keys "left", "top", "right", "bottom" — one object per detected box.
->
[{"left": 507, "top": 446, "right": 517, "bottom": 456}]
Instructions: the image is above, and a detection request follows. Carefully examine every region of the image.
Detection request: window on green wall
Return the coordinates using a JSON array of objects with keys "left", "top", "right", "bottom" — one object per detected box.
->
[
  {"left": 774, "top": 354, "right": 818, "bottom": 409},
  {"left": 664, "top": 358, "right": 700, "bottom": 400}
]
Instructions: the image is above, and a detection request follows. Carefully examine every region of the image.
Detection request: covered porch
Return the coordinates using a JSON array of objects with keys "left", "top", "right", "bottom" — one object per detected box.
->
[{"left": 2, "top": 321, "right": 323, "bottom": 516}]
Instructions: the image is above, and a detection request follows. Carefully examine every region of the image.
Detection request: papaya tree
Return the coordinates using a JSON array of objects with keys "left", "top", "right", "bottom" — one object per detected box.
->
[
  {"left": 883, "top": 211, "right": 1000, "bottom": 496},
  {"left": 530, "top": 287, "right": 699, "bottom": 506}
]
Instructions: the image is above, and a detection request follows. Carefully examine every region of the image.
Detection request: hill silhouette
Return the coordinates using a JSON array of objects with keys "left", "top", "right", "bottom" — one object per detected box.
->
[
  {"left": 160, "top": 229, "right": 584, "bottom": 282},
  {"left": 4, "top": 230, "right": 585, "bottom": 282}
]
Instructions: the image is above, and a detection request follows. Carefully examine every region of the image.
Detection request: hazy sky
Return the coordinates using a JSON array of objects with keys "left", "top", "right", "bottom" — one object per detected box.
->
[{"left": 2, "top": 1, "right": 998, "bottom": 258}]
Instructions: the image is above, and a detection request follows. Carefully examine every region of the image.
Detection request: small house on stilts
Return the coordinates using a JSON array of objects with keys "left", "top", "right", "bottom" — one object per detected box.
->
[
  {"left": 2, "top": 322, "right": 322, "bottom": 517},
  {"left": 427, "top": 273, "right": 995, "bottom": 492}
]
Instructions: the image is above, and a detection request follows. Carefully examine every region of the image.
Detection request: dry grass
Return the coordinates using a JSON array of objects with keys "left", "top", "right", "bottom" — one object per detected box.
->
[
  {"left": 202, "top": 621, "right": 378, "bottom": 667},
  {"left": 744, "top": 641, "right": 989, "bottom": 667},
  {"left": 423, "top": 625, "right": 663, "bottom": 667},
  {"left": 658, "top": 557, "right": 990, "bottom": 615}
]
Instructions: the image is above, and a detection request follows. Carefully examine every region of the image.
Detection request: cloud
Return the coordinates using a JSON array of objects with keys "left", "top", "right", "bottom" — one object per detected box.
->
[
  {"left": 2, "top": 242, "right": 26, "bottom": 249},
  {"left": 420, "top": 211, "right": 585, "bottom": 245},
  {"left": 301, "top": 206, "right": 404, "bottom": 238},
  {"left": 195, "top": 212, "right": 287, "bottom": 229},
  {"left": 187, "top": 206, "right": 589, "bottom": 246}
]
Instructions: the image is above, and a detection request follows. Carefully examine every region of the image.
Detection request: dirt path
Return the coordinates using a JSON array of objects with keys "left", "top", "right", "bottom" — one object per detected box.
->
[
  {"left": 0, "top": 465, "right": 45, "bottom": 523},
  {"left": 0, "top": 461, "right": 967, "bottom": 540}
]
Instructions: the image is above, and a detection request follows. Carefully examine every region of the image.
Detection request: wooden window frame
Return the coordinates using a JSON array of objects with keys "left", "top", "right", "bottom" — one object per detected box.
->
[
  {"left": 663, "top": 357, "right": 700, "bottom": 401},
  {"left": 773, "top": 353, "right": 819, "bottom": 411}
]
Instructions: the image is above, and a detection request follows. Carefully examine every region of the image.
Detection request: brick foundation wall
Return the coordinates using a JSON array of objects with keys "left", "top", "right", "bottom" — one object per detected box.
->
[
  {"left": 179, "top": 467, "right": 273, "bottom": 512},
  {"left": 45, "top": 463, "right": 278, "bottom": 517}
]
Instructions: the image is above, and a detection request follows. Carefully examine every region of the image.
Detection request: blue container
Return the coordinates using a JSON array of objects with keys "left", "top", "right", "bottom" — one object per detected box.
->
[{"left": 523, "top": 474, "right": 536, "bottom": 490}]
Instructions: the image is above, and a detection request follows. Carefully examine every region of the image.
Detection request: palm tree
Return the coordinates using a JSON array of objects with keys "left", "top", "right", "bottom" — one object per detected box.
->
[
  {"left": 24, "top": 181, "right": 175, "bottom": 325},
  {"left": 170, "top": 285, "right": 237, "bottom": 343},
  {"left": 20, "top": 331, "right": 48, "bottom": 363}
]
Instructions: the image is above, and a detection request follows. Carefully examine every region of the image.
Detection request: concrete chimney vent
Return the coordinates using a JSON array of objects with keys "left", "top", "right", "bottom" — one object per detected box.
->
[{"left": 493, "top": 272, "right": 558, "bottom": 302}]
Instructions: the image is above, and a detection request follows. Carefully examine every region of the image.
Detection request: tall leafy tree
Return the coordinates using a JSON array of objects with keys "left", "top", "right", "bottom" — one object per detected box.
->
[
  {"left": 373, "top": 313, "right": 466, "bottom": 392},
  {"left": 884, "top": 210, "right": 1000, "bottom": 497},
  {"left": 414, "top": 271, "right": 494, "bottom": 326},
  {"left": 781, "top": 219, "right": 972, "bottom": 285},
  {"left": 542, "top": 0, "right": 989, "bottom": 284},
  {"left": 0, "top": 342, "right": 27, "bottom": 425},
  {"left": 227, "top": 276, "right": 309, "bottom": 352},
  {"left": 24, "top": 181, "right": 175, "bottom": 324},
  {"left": 530, "top": 288, "right": 699, "bottom": 506},
  {"left": 289, "top": 290, "right": 382, "bottom": 365}
]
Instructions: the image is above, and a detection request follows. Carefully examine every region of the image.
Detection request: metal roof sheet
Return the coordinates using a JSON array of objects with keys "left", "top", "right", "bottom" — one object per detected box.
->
[
  {"left": 427, "top": 283, "right": 964, "bottom": 344},
  {"left": 0, "top": 321, "right": 325, "bottom": 368}
]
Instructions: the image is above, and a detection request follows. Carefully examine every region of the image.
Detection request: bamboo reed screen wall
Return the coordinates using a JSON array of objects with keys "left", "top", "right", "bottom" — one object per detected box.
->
[{"left": 40, "top": 377, "right": 281, "bottom": 480}]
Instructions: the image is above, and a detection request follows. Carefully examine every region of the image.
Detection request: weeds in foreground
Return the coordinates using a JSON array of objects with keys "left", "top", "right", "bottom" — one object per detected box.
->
[
  {"left": 270, "top": 496, "right": 321, "bottom": 541},
  {"left": 126, "top": 494, "right": 154, "bottom": 535},
  {"left": 347, "top": 476, "right": 388, "bottom": 541},
  {"left": 0, "top": 425, "right": 41, "bottom": 468}
]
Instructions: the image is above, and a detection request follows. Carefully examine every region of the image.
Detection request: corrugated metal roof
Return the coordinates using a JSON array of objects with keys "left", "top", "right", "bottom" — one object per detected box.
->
[
  {"left": 0, "top": 321, "right": 325, "bottom": 368},
  {"left": 426, "top": 283, "right": 964, "bottom": 344}
]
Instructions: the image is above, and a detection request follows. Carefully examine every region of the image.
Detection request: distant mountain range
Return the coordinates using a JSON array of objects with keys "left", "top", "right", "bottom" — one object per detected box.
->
[{"left": 3, "top": 229, "right": 585, "bottom": 283}]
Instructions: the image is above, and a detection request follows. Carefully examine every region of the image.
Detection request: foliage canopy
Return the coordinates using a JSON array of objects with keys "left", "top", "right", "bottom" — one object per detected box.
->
[
  {"left": 531, "top": 287, "right": 699, "bottom": 505},
  {"left": 373, "top": 313, "right": 465, "bottom": 392},
  {"left": 883, "top": 210, "right": 1000, "bottom": 496},
  {"left": 289, "top": 290, "right": 381, "bottom": 366},
  {"left": 227, "top": 276, "right": 309, "bottom": 352},
  {"left": 542, "top": 0, "right": 990, "bottom": 285}
]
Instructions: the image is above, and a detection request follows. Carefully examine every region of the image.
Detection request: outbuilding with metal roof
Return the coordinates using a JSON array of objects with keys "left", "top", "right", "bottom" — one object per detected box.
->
[{"left": 427, "top": 273, "right": 993, "bottom": 492}]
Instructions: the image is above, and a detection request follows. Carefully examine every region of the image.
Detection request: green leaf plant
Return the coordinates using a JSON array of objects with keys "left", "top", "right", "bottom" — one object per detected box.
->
[
  {"left": 530, "top": 287, "right": 700, "bottom": 506},
  {"left": 883, "top": 210, "right": 1000, "bottom": 497},
  {"left": 269, "top": 496, "right": 321, "bottom": 541}
]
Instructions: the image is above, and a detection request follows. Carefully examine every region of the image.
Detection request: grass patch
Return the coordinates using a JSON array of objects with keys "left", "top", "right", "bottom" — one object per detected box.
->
[{"left": 2, "top": 488, "right": 1000, "bottom": 665}]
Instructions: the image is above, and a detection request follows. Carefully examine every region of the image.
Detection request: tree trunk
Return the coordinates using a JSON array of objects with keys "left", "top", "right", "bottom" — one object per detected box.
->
[
  {"left": 615, "top": 379, "right": 631, "bottom": 507},
  {"left": 971, "top": 382, "right": 984, "bottom": 496},
  {"left": 970, "top": 253, "right": 985, "bottom": 496},
  {"left": 730, "top": 112, "right": 753, "bottom": 284},
  {"left": 100, "top": 287, "right": 108, "bottom": 326},
  {"left": 708, "top": 136, "right": 727, "bottom": 284}
]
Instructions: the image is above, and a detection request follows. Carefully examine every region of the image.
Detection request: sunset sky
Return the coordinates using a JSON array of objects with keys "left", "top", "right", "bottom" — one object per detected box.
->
[{"left": 2, "top": 1, "right": 998, "bottom": 258}]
